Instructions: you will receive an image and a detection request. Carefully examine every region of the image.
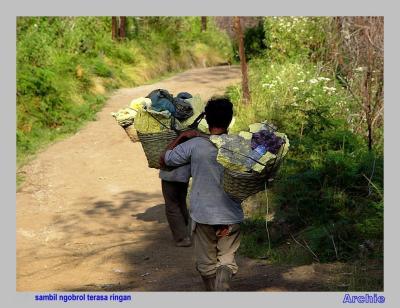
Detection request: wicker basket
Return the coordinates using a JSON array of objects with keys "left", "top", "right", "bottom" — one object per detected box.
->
[
  {"left": 223, "top": 159, "right": 282, "bottom": 203},
  {"left": 223, "top": 169, "right": 267, "bottom": 202},
  {"left": 137, "top": 130, "right": 178, "bottom": 169},
  {"left": 124, "top": 125, "right": 140, "bottom": 142}
]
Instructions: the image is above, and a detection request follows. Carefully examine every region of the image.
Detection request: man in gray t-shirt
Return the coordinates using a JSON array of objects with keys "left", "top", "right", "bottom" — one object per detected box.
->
[{"left": 161, "top": 97, "right": 243, "bottom": 291}]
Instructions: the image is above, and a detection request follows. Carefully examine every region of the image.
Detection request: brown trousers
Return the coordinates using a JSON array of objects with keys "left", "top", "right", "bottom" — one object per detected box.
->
[
  {"left": 161, "top": 180, "right": 189, "bottom": 242},
  {"left": 193, "top": 222, "right": 241, "bottom": 278}
]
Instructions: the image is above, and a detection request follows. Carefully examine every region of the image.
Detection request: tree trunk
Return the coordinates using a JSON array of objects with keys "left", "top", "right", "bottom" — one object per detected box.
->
[
  {"left": 119, "top": 16, "right": 126, "bottom": 40},
  {"left": 332, "top": 17, "right": 383, "bottom": 151},
  {"left": 233, "top": 16, "right": 251, "bottom": 104},
  {"left": 201, "top": 16, "right": 207, "bottom": 32},
  {"left": 112, "top": 17, "right": 118, "bottom": 40},
  {"left": 363, "top": 65, "right": 373, "bottom": 151},
  {"left": 367, "top": 121, "right": 373, "bottom": 151}
]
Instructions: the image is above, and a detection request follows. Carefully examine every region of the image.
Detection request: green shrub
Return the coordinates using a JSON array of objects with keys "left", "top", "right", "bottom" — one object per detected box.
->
[
  {"left": 227, "top": 16, "right": 383, "bottom": 263},
  {"left": 91, "top": 59, "right": 112, "bottom": 77},
  {"left": 264, "top": 17, "right": 330, "bottom": 62},
  {"left": 244, "top": 22, "right": 267, "bottom": 59},
  {"left": 17, "top": 17, "right": 233, "bottom": 167}
]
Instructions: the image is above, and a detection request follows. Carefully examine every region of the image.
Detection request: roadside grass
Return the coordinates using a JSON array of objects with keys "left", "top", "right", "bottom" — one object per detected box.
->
[
  {"left": 343, "top": 259, "right": 383, "bottom": 291},
  {"left": 17, "top": 93, "right": 106, "bottom": 167},
  {"left": 17, "top": 17, "right": 233, "bottom": 188},
  {"left": 326, "top": 259, "right": 384, "bottom": 292},
  {"left": 239, "top": 216, "right": 383, "bottom": 291},
  {"left": 16, "top": 58, "right": 201, "bottom": 184},
  {"left": 16, "top": 59, "right": 185, "bottom": 172},
  {"left": 238, "top": 217, "right": 314, "bottom": 265},
  {"left": 239, "top": 191, "right": 383, "bottom": 291}
]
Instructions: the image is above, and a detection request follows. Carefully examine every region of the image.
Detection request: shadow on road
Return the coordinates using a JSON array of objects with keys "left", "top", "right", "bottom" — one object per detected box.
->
[
  {"left": 134, "top": 204, "right": 167, "bottom": 223},
  {"left": 26, "top": 189, "right": 341, "bottom": 292}
]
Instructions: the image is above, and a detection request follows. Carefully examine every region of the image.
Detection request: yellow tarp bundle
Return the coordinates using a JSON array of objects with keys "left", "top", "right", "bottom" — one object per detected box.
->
[
  {"left": 210, "top": 123, "right": 290, "bottom": 173},
  {"left": 134, "top": 109, "right": 184, "bottom": 133},
  {"left": 111, "top": 108, "right": 137, "bottom": 127}
]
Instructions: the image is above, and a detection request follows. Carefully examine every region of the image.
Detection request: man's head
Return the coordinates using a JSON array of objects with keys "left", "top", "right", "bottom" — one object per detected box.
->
[{"left": 205, "top": 97, "right": 233, "bottom": 130}]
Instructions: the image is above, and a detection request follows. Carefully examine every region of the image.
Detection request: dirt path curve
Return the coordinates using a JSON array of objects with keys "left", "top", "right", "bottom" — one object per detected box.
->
[{"left": 17, "top": 66, "right": 335, "bottom": 292}]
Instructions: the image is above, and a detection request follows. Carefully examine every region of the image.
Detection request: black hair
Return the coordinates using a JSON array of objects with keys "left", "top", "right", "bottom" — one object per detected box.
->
[{"left": 204, "top": 97, "right": 233, "bottom": 129}]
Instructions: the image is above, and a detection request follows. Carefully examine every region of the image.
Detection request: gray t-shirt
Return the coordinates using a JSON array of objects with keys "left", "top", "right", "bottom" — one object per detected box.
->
[
  {"left": 164, "top": 136, "right": 244, "bottom": 225},
  {"left": 159, "top": 165, "right": 191, "bottom": 183}
]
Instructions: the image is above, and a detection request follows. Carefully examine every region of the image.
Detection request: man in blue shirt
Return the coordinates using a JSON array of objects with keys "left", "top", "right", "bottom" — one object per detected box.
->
[{"left": 161, "top": 97, "right": 243, "bottom": 291}]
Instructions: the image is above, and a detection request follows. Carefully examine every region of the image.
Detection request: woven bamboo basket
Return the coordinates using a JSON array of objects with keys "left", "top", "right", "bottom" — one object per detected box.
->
[
  {"left": 223, "top": 154, "right": 283, "bottom": 203},
  {"left": 223, "top": 169, "right": 269, "bottom": 202},
  {"left": 137, "top": 130, "right": 178, "bottom": 169},
  {"left": 124, "top": 124, "right": 140, "bottom": 142}
]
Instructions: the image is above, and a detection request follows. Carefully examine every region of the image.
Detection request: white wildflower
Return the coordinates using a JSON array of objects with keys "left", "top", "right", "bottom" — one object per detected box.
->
[
  {"left": 323, "top": 86, "right": 336, "bottom": 93},
  {"left": 309, "top": 79, "right": 318, "bottom": 84},
  {"left": 262, "top": 83, "right": 275, "bottom": 89},
  {"left": 293, "top": 86, "right": 299, "bottom": 91}
]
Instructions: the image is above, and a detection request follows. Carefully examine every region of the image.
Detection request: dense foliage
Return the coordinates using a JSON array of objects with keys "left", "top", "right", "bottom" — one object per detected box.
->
[
  {"left": 17, "top": 17, "right": 233, "bottom": 166},
  {"left": 228, "top": 17, "right": 383, "bottom": 265}
]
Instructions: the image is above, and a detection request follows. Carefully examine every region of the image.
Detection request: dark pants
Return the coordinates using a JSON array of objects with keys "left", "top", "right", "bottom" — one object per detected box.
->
[{"left": 161, "top": 180, "right": 189, "bottom": 242}]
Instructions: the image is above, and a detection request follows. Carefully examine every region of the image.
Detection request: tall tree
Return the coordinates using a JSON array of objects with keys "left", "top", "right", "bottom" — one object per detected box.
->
[
  {"left": 112, "top": 17, "right": 118, "bottom": 40},
  {"left": 332, "top": 17, "right": 383, "bottom": 151},
  {"left": 233, "top": 16, "right": 251, "bottom": 104},
  {"left": 201, "top": 16, "right": 207, "bottom": 32},
  {"left": 119, "top": 16, "right": 126, "bottom": 39}
]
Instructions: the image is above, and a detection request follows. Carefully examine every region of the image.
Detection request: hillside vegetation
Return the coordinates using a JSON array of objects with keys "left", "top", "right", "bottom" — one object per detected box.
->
[
  {"left": 228, "top": 17, "right": 383, "bottom": 290},
  {"left": 17, "top": 17, "right": 233, "bottom": 167}
]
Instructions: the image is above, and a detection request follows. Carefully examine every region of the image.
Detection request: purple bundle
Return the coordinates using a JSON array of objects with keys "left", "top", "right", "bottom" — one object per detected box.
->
[{"left": 251, "top": 130, "right": 284, "bottom": 154}]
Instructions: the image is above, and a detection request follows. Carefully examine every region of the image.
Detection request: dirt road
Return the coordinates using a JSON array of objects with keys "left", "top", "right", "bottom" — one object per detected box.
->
[{"left": 17, "top": 66, "right": 337, "bottom": 291}]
